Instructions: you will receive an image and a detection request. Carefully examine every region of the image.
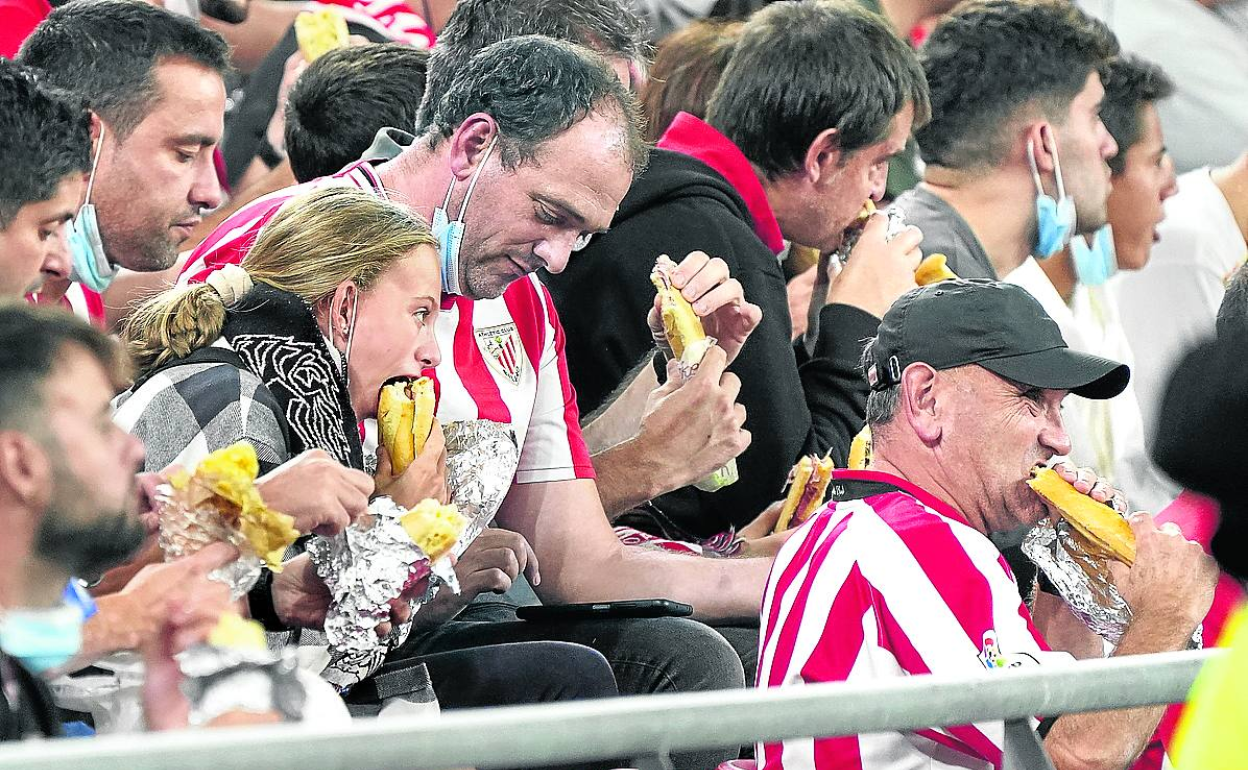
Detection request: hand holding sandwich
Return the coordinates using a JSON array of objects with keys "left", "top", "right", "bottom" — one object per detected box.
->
[
  {"left": 828, "top": 213, "right": 922, "bottom": 319},
  {"left": 376, "top": 421, "right": 449, "bottom": 508},
  {"left": 1117, "top": 514, "right": 1218, "bottom": 638},
  {"left": 255, "top": 450, "right": 374, "bottom": 536},
  {"left": 647, "top": 250, "right": 762, "bottom": 366}
]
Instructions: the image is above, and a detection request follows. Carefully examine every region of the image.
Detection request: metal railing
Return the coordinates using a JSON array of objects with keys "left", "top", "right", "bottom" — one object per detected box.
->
[{"left": 0, "top": 648, "right": 1219, "bottom": 770}]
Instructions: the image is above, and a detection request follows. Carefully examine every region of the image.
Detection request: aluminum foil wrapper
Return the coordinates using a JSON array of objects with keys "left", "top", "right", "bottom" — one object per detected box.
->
[
  {"left": 154, "top": 482, "right": 261, "bottom": 599},
  {"left": 1023, "top": 520, "right": 1203, "bottom": 648},
  {"left": 306, "top": 496, "right": 458, "bottom": 655},
  {"left": 836, "top": 203, "right": 909, "bottom": 262},
  {"left": 180, "top": 643, "right": 305, "bottom": 725},
  {"left": 444, "top": 419, "right": 520, "bottom": 554}
]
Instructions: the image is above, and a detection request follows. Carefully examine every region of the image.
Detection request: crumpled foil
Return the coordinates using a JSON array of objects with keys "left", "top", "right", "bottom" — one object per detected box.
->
[
  {"left": 154, "top": 482, "right": 261, "bottom": 599},
  {"left": 837, "top": 203, "right": 909, "bottom": 262},
  {"left": 1023, "top": 520, "right": 1203, "bottom": 648},
  {"left": 180, "top": 643, "right": 306, "bottom": 725},
  {"left": 306, "top": 496, "right": 459, "bottom": 655},
  {"left": 443, "top": 419, "right": 520, "bottom": 554}
]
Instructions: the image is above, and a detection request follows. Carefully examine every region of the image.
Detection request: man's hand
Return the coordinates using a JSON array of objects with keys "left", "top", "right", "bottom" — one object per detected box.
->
[
  {"left": 636, "top": 347, "right": 751, "bottom": 491},
  {"left": 86, "top": 542, "right": 237, "bottom": 662},
  {"left": 647, "top": 250, "right": 762, "bottom": 365},
  {"left": 1049, "top": 459, "right": 1129, "bottom": 514},
  {"left": 412, "top": 529, "right": 541, "bottom": 630},
  {"left": 375, "top": 421, "right": 449, "bottom": 508},
  {"left": 733, "top": 499, "right": 799, "bottom": 559},
  {"left": 256, "top": 449, "right": 373, "bottom": 536},
  {"left": 271, "top": 553, "right": 416, "bottom": 638},
  {"left": 1117, "top": 513, "right": 1218, "bottom": 632},
  {"left": 828, "top": 213, "right": 922, "bottom": 318}
]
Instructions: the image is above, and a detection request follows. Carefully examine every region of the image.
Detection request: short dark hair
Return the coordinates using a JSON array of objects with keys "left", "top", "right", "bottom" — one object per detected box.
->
[
  {"left": 704, "top": 0, "right": 930, "bottom": 179},
  {"left": 285, "top": 44, "right": 429, "bottom": 182},
  {"left": 0, "top": 302, "right": 125, "bottom": 433},
  {"left": 1217, "top": 265, "right": 1248, "bottom": 339},
  {"left": 0, "top": 60, "right": 91, "bottom": 228},
  {"left": 1100, "top": 56, "right": 1174, "bottom": 176},
  {"left": 424, "top": 0, "right": 649, "bottom": 108},
  {"left": 19, "top": 0, "right": 230, "bottom": 139},
  {"left": 641, "top": 19, "right": 743, "bottom": 142},
  {"left": 419, "top": 35, "right": 648, "bottom": 174},
  {"left": 916, "top": 0, "right": 1119, "bottom": 170}
]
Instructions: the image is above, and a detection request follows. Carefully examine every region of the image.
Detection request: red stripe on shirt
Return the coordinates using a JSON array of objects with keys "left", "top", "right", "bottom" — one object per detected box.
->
[
  {"left": 539, "top": 282, "right": 593, "bottom": 475},
  {"left": 447, "top": 296, "right": 509, "bottom": 422}
]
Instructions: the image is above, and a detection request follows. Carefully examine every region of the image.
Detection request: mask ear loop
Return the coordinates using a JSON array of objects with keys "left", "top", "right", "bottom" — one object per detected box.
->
[
  {"left": 453, "top": 137, "right": 497, "bottom": 223},
  {"left": 342, "top": 289, "right": 359, "bottom": 392},
  {"left": 83, "top": 123, "right": 106, "bottom": 207},
  {"left": 1026, "top": 140, "right": 1046, "bottom": 195}
]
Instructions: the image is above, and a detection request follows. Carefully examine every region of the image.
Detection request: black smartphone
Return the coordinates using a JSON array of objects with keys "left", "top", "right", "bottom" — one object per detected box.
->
[{"left": 516, "top": 599, "right": 695, "bottom": 621}]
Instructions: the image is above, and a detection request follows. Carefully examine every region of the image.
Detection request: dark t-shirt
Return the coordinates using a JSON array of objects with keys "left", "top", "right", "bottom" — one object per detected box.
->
[
  {"left": 0, "top": 654, "right": 61, "bottom": 741},
  {"left": 891, "top": 186, "right": 997, "bottom": 279}
]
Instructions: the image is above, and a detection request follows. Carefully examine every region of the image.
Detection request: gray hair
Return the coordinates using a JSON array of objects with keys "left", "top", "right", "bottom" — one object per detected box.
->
[{"left": 861, "top": 337, "right": 901, "bottom": 427}]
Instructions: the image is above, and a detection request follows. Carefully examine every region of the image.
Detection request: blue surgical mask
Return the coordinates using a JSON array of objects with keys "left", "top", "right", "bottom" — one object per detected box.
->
[
  {"left": 1027, "top": 134, "right": 1077, "bottom": 259},
  {"left": 1070, "top": 225, "right": 1118, "bottom": 286},
  {"left": 0, "top": 583, "right": 95, "bottom": 674},
  {"left": 431, "top": 138, "right": 496, "bottom": 296},
  {"left": 68, "top": 125, "right": 117, "bottom": 292}
]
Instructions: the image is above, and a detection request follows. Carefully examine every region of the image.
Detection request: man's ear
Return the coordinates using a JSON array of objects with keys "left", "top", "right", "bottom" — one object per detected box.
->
[
  {"left": 447, "top": 114, "right": 499, "bottom": 180},
  {"left": 0, "top": 432, "right": 52, "bottom": 510},
  {"left": 804, "top": 127, "right": 843, "bottom": 187},
  {"left": 899, "top": 363, "right": 942, "bottom": 445},
  {"left": 1024, "top": 121, "right": 1059, "bottom": 176}
]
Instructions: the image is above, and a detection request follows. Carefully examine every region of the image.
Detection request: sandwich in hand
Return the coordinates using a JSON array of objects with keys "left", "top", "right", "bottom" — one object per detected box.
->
[
  {"left": 1027, "top": 467, "right": 1136, "bottom": 565},
  {"left": 773, "top": 453, "right": 836, "bottom": 533},
  {"left": 914, "top": 254, "right": 957, "bottom": 285},
  {"left": 651, "top": 254, "right": 715, "bottom": 371},
  {"left": 378, "top": 377, "right": 436, "bottom": 475},
  {"left": 294, "top": 7, "right": 349, "bottom": 62}
]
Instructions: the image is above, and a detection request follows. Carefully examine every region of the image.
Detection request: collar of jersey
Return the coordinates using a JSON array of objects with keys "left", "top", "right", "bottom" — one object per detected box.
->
[{"left": 831, "top": 468, "right": 972, "bottom": 528}]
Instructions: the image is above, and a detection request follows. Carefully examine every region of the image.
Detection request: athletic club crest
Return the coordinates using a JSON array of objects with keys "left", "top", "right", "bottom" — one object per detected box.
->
[{"left": 476, "top": 322, "right": 524, "bottom": 386}]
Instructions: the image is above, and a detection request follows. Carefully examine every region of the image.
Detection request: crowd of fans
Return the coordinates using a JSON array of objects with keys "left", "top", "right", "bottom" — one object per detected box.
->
[{"left": 0, "top": 0, "right": 1245, "bottom": 768}]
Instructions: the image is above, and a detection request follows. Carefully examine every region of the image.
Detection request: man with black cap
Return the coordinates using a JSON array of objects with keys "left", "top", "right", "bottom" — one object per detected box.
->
[{"left": 756, "top": 280, "right": 1217, "bottom": 770}]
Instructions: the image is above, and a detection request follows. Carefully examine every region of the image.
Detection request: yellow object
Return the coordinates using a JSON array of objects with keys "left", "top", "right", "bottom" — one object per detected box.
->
[
  {"left": 294, "top": 8, "right": 349, "bottom": 62},
  {"left": 847, "top": 426, "right": 873, "bottom": 470},
  {"left": 914, "top": 253, "right": 957, "bottom": 286},
  {"left": 773, "top": 453, "right": 835, "bottom": 533},
  {"left": 208, "top": 612, "right": 268, "bottom": 650},
  {"left": 1172, "top": 606, "right": 1248, "bottom": 768},
  {"left": 400, "top": 499, "right": 467, "bottom": 562},
  {"left": 185, "top": 443, "right": 300, "bottom": 571},
  {"left": 378, "top": 377, "right": 436, "bottom": 475},
  {"left": 650, "top": 255, "right": 709, "bottom": 363},
  {"left": 1026, "top": 468, "right": 1136, "bottom": 564}
]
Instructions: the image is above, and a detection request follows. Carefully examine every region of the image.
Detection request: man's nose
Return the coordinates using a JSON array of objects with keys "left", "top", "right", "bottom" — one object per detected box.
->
[
  {"left": 44, "top": 228, "right": 72, "bottom": 279},
  {"left": 534, "top": 236, "right": 575, "bottom": 275},
  {"left": 190, "top": 152, "right": 224, "bottom": 211},
  {"left": 1040, "top": 414, "right": 1073, "bottom": 458}
]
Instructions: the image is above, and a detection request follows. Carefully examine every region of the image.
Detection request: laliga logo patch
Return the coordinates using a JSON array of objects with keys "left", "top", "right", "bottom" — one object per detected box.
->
[
  {"left": 476, "top": 322, "right": 524, "bottom": 386},
  {"left": 978, "top": 630, "right": 1040, "bottom": 670}
]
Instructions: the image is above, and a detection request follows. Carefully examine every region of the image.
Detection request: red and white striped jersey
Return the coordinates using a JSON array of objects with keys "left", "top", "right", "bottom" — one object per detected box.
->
[
  {"left": 26, "top": 281, "right": 107, "bottom": 328},
  {"left": 178, "top": 163, "right": 594, "bottom": 485},
  {"left": 308, "top": 0, "right": 435, "bottom": 48},
  {"left": 756, "top": 469, "right": 1072, "bottom": 770}
]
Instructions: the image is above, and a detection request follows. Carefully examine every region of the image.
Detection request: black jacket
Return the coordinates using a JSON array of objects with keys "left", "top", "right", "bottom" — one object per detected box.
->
[
  {"left": 0, "top": 654, "right": 60, "bottom": 741},
  {"left": 543, "top": 149, "right": 878, "bottom": 539}
]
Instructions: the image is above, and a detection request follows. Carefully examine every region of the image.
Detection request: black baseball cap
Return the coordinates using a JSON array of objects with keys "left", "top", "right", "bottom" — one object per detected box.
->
[{"left": 866, "top": 280, "right": 1129, "bottom": 399}]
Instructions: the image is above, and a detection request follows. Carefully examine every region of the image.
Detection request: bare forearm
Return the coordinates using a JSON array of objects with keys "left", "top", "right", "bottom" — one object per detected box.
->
[
  {"left": 581, "top": 357, "right": 658, "bottom": 453},
  {"left": 1044, "top": 611, "right": 1199, "bottom": 770},
  {"left": 201, "top": 1, "right": 302, "bottom": 74},
  {"left": 539, "top": 544, "right": 770, "bottom": 622},
  {"left": 593, "top": 437, "right": 664, "bottom": 519}
]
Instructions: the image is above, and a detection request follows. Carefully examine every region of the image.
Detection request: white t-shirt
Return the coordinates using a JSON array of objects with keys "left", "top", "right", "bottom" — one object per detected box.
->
[
  {"left": 1078, "top": 0, "right": 1248, "bottom": 172},
  {"left": 1006, "top": 258, "right": 1176, "bottom": 512},
  {"left": 1112, "top": 169, "right": 1248, "bottom": 454}
]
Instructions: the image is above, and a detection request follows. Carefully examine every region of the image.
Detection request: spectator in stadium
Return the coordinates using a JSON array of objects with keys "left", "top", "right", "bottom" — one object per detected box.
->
[
  {"left": 758, "top": 280, "right": 1218, "bottom": 770},
  {"left": 1023, "top": 55, "right": 1180, "bottom": 513},
  {"left": 545, "top": 0, "right": 926, "bottom": 542},
  {"left": 284, "top": 43, "right": 429, "bottom": 183},
  {"left": 897, "top": 0, "right": 1119, "bottom": 281},
  {"left": 1113, "top": 150, "right": 1248, "bottom": 466},
  {"left": 639, "top": 19, "right": 742, "bottom": 142},
  {"left": 0, "top": 303, "right": 238, "bottom": 739},
  {"left": 0, "top": 59, "right": 87, "bottom": 298},
  {"left": 178, "top": 34, "right": 765, "bottom": 770},
  {"left": 18, "top": 0, "right": 230, "bottom": 327}
]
